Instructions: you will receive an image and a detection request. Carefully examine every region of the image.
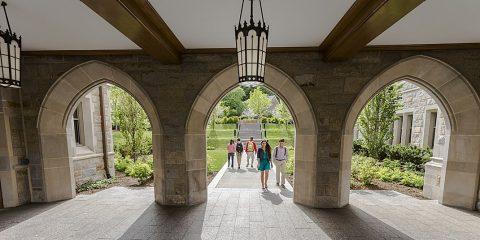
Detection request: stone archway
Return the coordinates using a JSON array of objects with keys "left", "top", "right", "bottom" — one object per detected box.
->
[
  {"left": 341, "top": 55, "right": 480, "bottom": 210},
  {"left": 37, "top": 61, "right": 164, "bottom": 203},
  {"left": 185, "top": 64, "right": 318, "bottom": 206}
]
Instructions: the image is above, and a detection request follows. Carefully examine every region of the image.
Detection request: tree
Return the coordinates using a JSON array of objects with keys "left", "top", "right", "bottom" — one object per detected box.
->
[
  {"left": 221, "top": 87, "right": 246, "bottom": 116},
  {"left": 110, "top": 86, "right": 151, "bottom": 161},
  {"left": 358, "top": 84, "right": 403, "bottom": 159},
  {"left": 276, "top": 99, "right": 293, "bottom": 130},
  {"left": 208, "top": 104, "right": 225, "bottom": 130},
  {"left": 246, "top": 87, "right": 271, "bottom": 118}
]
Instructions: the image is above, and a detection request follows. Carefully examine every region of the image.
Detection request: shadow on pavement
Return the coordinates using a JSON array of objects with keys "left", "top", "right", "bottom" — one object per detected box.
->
[
  {"left": 0, "top": 201, "right": 64, "bottom": 232},
  {"left": 119, "top": 202, "right": 207, "bottom": 240},
  {"left": 298, "top": 204, "right": 414, "bottom": 239}
]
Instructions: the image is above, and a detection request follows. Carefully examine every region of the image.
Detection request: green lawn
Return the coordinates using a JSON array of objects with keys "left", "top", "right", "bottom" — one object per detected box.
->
[
  {"left": 207, "top": 124, "right": 236, "bottom": 149},
  {"left": 264, "top": 123, "right": 295, "bottom": 145},
  {"left": 207, "top": 149, "right": 228, "bottom": 174}
]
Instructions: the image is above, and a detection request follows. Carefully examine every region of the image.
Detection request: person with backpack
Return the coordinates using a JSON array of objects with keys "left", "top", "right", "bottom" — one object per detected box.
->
[
  {"left": 273, "top": 139, "right": 289, "bottom": 188},
  {"left": 244, "top": 136, "right": 257, "bottom": 168},
  {"left": 235, "top": 138, "right": 243, "bottom": 169},
  {"left": 227, "top": 140, "right": 235, "bottom": 168}
]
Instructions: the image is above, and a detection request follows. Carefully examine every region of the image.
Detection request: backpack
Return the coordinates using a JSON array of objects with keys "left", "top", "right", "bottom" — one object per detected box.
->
[{"left": 236, "top": 142, "right": 243, "bottom": 153}]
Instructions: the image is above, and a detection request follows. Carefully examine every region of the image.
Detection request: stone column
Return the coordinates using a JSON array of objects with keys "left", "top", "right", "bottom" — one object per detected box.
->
[{"left": 0, "top": 87, "right": 28, "bottom": 208}]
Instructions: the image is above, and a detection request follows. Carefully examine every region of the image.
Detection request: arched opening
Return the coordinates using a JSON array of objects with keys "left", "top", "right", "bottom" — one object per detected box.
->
[
  {"left": 341, "top": 55, "right": 480, "bottom": 210},
  {"left": 185, "top": 64, "right": 318, "bottom": 207},
  {"left": 205, "top": 84, "right": 296, "bottom": 189},
  {"left": 350, "top": 79, "right": 452, "bottom": 200},
  {"left": 37, "top": 61, "right": 164, "bottom": 203}
]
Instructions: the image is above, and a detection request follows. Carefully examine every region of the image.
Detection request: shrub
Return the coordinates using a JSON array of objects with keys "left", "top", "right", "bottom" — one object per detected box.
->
[
  {"left": 353, "top": 139, "right": 367, "bottom": 155},
  {"left": 377, "top": 167, "right": 403, "bottom": 182},
  {"left": 401, "top": 171, "right": 424, "bottom": 189},
  {"left": 382, "top": 158, "right": 401, "bottom": 170},
  {"left": 115, "top": 155, "right": 133, "bottom": 172},
  {"left": 126, "top": 162, "right": 153, "bottom": 183},
  {"left": 215, "top": 116, "right": 239, "bottom": 124},
  {"left": 351, "top": 155, "right": 378, "bottom": 185},
  {"left": 387, "top": 145, "right": 432, "bottom": 170}
]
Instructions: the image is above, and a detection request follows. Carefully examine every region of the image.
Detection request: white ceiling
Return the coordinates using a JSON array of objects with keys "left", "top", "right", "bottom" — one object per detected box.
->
[
  {"left": 370, "top": 0, "right": 480, "bottom": 45},
  {"left": 9, "top": 0, "right": 139, "bottom": 51},
  {"left": 6, "top": 0, "right": 480, "bottom": 51},
  {"left": 149, "top": 0, "right": 355, "bottom": 48}
]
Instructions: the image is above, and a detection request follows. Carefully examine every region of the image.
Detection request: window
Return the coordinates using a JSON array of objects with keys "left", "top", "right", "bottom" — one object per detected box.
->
[
  {"left": 73, "top": 105, "right": 84, "bottom": 146},
  {"left": 427, "top": 111, "right": 438, "bottom": 149},
  {"left": 405, "top": 114, "right": 413, "bottom": 144},
  {"left": 393, "top": 115, "right": 403, "bottom": 144}
]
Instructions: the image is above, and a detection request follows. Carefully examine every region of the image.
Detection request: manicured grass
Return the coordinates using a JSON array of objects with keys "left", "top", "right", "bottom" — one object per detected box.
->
[
  {"left": 207, "top": 149, "right": 228, "bottom": 174},
  {"left": 264, "top": 123, "right": 295, "bottom": 144},
  {"left": 207, "top": 124, "right": 237, "bottom": 148}
]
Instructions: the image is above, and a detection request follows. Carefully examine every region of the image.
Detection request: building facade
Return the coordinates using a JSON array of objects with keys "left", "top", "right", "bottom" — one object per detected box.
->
[
  {"left": 70, "top": 85, "right": 115, "bottom": 186},
  {"left": 0, "top": 84, "right": 114, "bottom": 208}
]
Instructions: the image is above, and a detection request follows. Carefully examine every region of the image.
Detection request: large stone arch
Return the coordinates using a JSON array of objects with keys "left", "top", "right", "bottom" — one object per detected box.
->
[
  {"left": 37, "top": 61, "right": 164, "bottom": 203},
  {"left": 185, "top": 64, "right": 318, "bottom": 206},
  {"left": 341, "top": 55, "right": 480, "bottom": 210}
]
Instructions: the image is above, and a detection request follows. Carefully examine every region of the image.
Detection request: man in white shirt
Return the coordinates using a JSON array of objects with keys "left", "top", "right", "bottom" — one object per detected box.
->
[{"left": 273, "top": 139, "right": 288, "bottom": 188}]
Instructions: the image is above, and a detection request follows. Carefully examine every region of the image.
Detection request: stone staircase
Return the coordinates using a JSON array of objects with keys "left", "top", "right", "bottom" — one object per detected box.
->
[{"left": 238, "top": 121, "right": 262, "bottom": 143}]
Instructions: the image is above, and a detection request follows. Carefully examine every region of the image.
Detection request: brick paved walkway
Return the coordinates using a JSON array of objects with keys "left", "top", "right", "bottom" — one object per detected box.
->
[{"left": 0, "top": 165, "right": 479, "bottom": 239}]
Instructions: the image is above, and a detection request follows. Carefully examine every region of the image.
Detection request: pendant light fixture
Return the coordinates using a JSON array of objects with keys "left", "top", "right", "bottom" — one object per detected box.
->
[
  {"left": 235, "top": 0, "right": 269, "bottom": 83},
  {"left": 0, "top": 1, "right": 21, "bottom": 88}
]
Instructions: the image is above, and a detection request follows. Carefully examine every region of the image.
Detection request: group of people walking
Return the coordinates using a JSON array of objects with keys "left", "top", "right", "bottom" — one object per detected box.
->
[{"left": 227, "top": 137, "right": 289, "bottom": 190}]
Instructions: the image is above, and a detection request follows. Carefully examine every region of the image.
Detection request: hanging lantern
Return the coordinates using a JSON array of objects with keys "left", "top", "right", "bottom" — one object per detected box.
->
[
  {"left": 235, "top": 0, "right": 269, "bottom": 83},
  {"left": 0, "top": 1, "right": 21, "bottom": 88}
]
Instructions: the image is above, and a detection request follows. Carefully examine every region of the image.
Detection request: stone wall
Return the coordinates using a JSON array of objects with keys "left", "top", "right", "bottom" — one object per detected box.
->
[
  {"left": 398, "top": 81, "right": 448, "bottom": 157},
  {"left": 18, "top": 49, "right": 480, "bottom": 207}
]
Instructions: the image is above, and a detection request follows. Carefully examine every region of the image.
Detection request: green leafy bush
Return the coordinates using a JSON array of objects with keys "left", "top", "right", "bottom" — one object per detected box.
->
[
  {"left": 351, "top": 155, "right": 378, "bottom": 185},
  {"left": 387, "top": 145, "right": 432, "bottom": 170},
  {"left": 115, "top": 155, "right": 133, "bottom": 172},
  {"left": 377, "top": 167, "right": 403, "bottom": 182},
  {"left": 401, "top": 171, "right": 424, "bottom": 188},
  {"left": 126, "top": 162, "right": 153, "bottom": 183},
  {"left": 215, "top": 116, "right": 239, "bottom": 124},
  {"left": 382, "top": 158, "right": 401, "bottom": 169},
  {"left": 353, "top": 139, "right": 367, "bottom": 155}
]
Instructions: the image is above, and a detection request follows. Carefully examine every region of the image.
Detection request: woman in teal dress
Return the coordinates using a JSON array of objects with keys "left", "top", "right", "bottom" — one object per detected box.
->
[{"left": 257, "top": 140, "right": 272, "bottom": 190}]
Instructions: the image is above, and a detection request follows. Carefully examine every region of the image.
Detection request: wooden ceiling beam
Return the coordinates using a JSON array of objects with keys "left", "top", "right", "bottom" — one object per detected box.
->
[
  {"left": 81, "top": 0, "right": 184, "bottom": 64},
  {"left": 320, "top": 0, "right": 424, "bottom": 61}
]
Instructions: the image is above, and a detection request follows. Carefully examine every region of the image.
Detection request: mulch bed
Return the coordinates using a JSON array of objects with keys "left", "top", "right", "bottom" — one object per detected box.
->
[
  {"left": 287, "top": 175, "right": 426, "bottom": 200},
  {"left": 78, "top": 171, "right": 217, "bottom": 195},
  {"left": 77, "top": 171, "right": 153, "bottom": 195}
]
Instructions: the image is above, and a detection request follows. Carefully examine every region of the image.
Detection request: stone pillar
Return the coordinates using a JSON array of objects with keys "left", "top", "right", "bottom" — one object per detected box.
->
[{"left": 0, "top": 88, "right": 29, "bottom": 208}]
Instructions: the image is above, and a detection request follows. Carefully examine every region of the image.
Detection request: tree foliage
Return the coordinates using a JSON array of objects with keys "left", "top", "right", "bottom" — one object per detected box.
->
[
  {"left": 276, "top": 99, "right": 293, "bottom": 129},
  {"left": 358, "top": 84, "right": 403, "bottom": 159},
  {"left": 110, "top": 86, "right": 151, "bottom": 161},
  {"left": 221, "top": 87, "right": 246, "bottom": 116},
  {"left": 246, "top": 87, "right": 271, "bottom": 118}
]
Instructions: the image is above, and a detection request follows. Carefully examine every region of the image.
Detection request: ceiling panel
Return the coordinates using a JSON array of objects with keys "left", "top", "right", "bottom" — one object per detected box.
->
[
  {"left": 149, "top": 0, "right": 355, "bottom": 48},
  {"left": 370, "top": 0, "right": 480, "bottom": 45},
  {"left": 8, "top": 0, "right": 139, "bottom": 51}
]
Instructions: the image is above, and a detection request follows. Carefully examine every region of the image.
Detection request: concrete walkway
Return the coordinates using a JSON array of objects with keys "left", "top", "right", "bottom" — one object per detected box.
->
[
  {"left": 1, "top": 163, "right": 480, "bottom": 239},
  {"left": 214, "top": 153, "right": 290, "bottom": 190}
]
